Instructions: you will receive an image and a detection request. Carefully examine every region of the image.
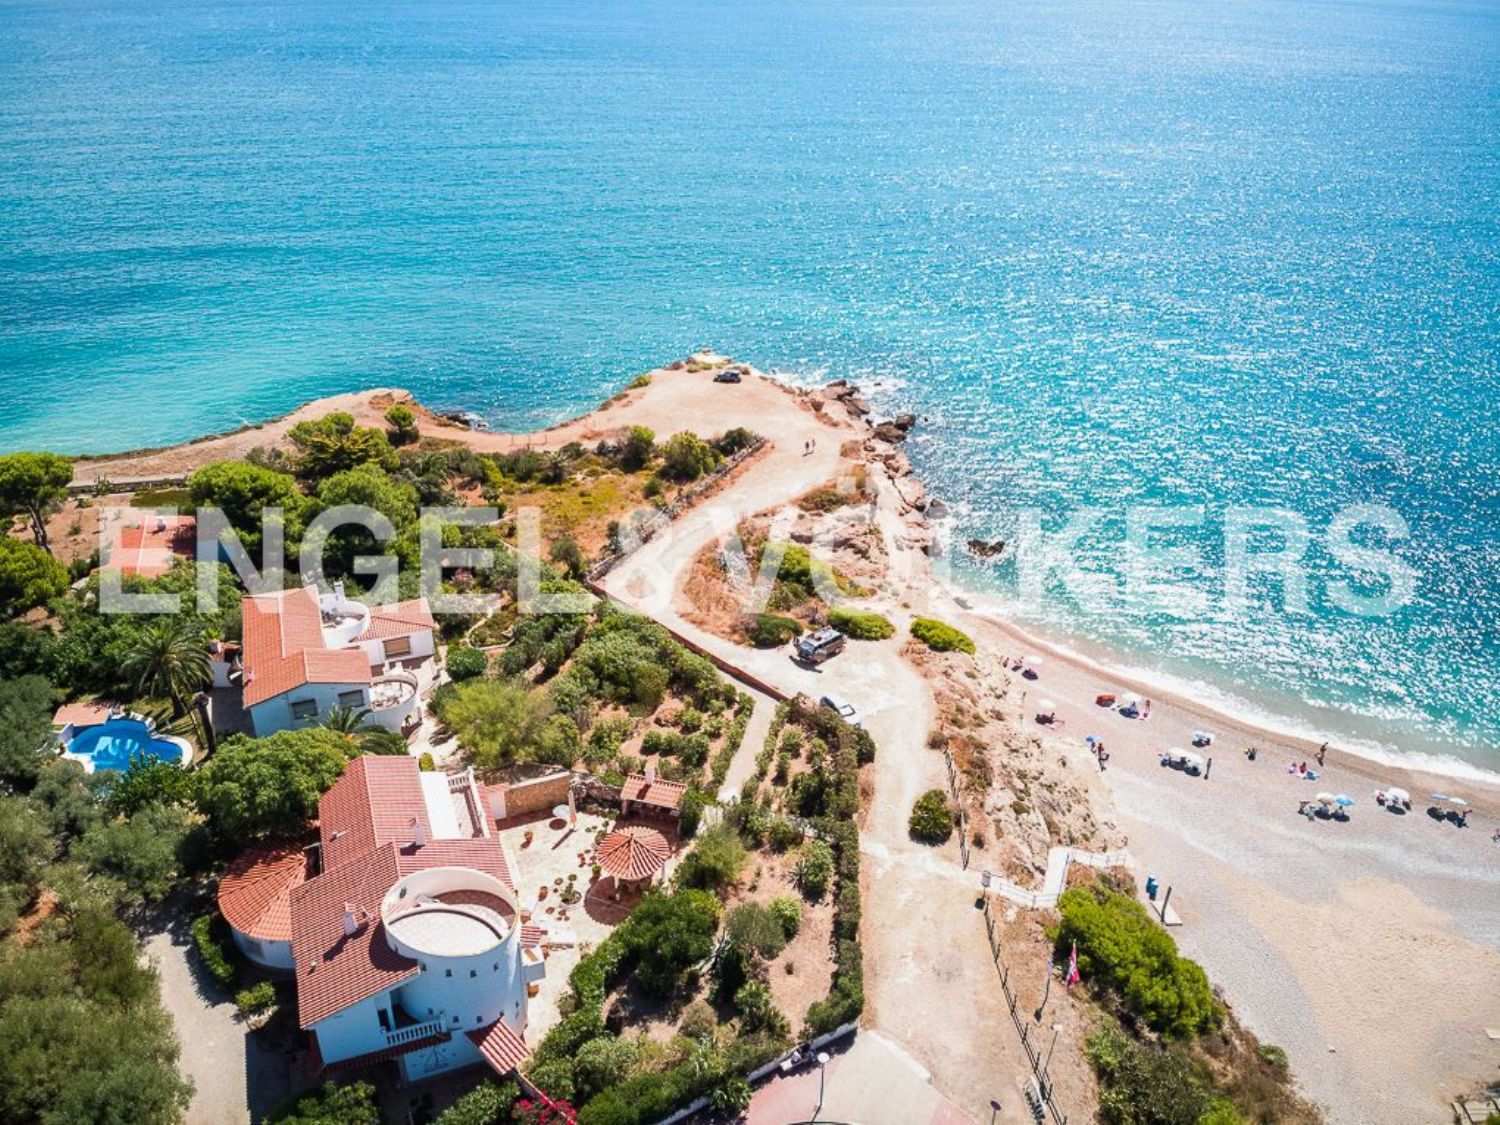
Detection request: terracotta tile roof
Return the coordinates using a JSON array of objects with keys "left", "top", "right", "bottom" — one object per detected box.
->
[
  {"left": 319, "top": 756, "right": 432, "bottom": 872},
  {"left": 355, "top": 598, "right": 436, "bottom": 642},
  {"left": 217, "top": 843, "right": 309, "bottom": 943},
  {"left": 52, "top": 701, "right": 115, "bottom": 728},
  {"left": 395, "top": 838, "right": 514, "bottom": 894},
  {"left": 241, "top": 587, "right": 370, "bottom": 708},
  {"left": 289, "top": 844, "right": 420, "bottom": 1028},
  {"left": 466, "top": 1018, "right": 529, "bottom": 1077},
  {"left": 620, "top": 774, "right": 687, "bottom": 811},
  {"left": 595, "top": 826, "right": 670, "bottom": 881},
  {"left": 109, "top": 514, "right": 196, "bottom": 577}
]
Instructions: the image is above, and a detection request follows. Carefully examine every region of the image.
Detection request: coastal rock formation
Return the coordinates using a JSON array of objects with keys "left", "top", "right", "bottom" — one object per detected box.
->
[{"left": 966, "top": 538, "right": 1007, "bottom": 559}]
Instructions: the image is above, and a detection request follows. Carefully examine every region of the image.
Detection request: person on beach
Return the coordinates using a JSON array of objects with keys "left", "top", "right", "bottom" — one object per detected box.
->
[{"left": 1142, "top": 698, "right": 1152, "bottom": 719}]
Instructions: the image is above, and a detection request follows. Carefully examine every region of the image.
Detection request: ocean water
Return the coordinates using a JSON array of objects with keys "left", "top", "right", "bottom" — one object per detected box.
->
[{"left": 1, "top": 0, "right": 1497, "bottom": 771}]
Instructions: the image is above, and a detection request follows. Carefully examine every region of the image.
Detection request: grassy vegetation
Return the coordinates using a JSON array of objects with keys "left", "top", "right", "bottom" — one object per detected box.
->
[
  {"left": 1058, "top": 882, "right": 1317, "bottom": 1123},
  {"left": 909, "top": 616, "right": 976, "bottom": 654},
  {"left": 828, "top": 607, "right": 895, "bottom": 640},
  {"left": 128, "top": 486, "right": 192, "bottom": 508}
]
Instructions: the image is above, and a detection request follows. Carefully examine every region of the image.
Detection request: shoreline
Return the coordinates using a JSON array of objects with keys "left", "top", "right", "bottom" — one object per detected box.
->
[{"left": 64, "top": 365, "right": 1499, "bottom": 792}]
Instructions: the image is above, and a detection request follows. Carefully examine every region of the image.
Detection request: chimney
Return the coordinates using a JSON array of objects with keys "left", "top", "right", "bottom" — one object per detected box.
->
[
  {"left": 644, "top": 760, "right": 657, "bottom": 783},
  {"left": 341, "top": 903, "right": 359, "bottom": 936},
  {"left": 410, "top": 816, "right": 426, "bottom": 848},
  {"left": 333, "top": 580, "right": 345, "bottom": 601}
]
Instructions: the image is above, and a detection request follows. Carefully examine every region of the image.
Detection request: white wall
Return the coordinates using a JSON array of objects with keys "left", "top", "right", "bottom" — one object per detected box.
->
[
  {"left": 309, "top": 993, "right": 393, "bottom": 1066},
  {"left": 229, "top": 927, "right": 294, "bottom": 971},
  {"left": 248, "top": 682, "right": 370, "bottom": 737},
  {"left": 352, "top": 628, "right": 435, "bottom": 670},
  {"left": 393, "top": 940, "right": 526, "bottom": 1036}
]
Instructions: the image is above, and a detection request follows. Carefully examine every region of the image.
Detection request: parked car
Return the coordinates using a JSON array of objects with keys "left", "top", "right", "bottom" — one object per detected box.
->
[
  {"left": 713, "top": 367, "right": 743, "bottom": 383},
  {"left": 819, "top": 694, "right": 860, "bottom": 728},
  {"left": 795, "top": 626, "right": 845, "bottom": 665}
]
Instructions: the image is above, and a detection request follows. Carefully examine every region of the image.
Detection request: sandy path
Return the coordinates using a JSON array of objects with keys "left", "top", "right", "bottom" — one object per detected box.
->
[{"left": 935, "top": 596, "right": 1500, "bottom": 1122}]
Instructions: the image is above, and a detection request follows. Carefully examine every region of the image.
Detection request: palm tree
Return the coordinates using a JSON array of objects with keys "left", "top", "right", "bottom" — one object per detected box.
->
[
  {"left": 122, "top": 618, "right": 211, "bottom": 719},
  {"left": 320, "top": 704, "right": 374, "bottom": 736}
]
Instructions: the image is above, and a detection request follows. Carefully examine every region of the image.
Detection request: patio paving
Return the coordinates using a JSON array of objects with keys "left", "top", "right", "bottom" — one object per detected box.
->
[{"left": 746, "top": 1030, "right": 973, "bottom": 1125}]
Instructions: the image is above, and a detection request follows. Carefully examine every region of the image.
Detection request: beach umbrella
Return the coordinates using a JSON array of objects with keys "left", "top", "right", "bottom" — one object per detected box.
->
[
  {"left": 551, "top": 804, "right": 571, "bottom": 823},
  {"left": 1191, "top": 730, "right": 1213, "bottom": 746},
  {"left": 1385, "top": 787, "right": 1410, "bottom": 803},
  {"left": 1037, "top": 699, "right": 1058, "bottom": 716},
  {"left": 1448, "top": 797, "right": 1470, "bottom": 808},
  {"left": 1315, "top": 792, "right": 1336, "bottom": 805},
  {"left": 1334, "top": 795, "right": 1355, "bottom": 807}
]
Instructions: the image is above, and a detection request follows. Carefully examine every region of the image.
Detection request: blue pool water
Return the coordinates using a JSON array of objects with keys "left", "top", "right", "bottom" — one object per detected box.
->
[
  {"left": 65, "top": 719, "right": 189, "bottom": 774},
  {"left": 0, "top": 0, "right": 1495, "bottom": 773}
]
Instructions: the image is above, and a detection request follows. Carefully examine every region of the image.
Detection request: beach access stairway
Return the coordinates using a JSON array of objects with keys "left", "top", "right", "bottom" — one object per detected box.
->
[{"left": 984, "top": 845, "right": 1135, "bottom": 910}]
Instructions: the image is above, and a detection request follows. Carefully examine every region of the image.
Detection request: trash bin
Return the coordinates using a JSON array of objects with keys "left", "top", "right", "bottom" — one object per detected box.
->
[{"left": 1145, "top": 876, "right": 1159, "bottom": 900}]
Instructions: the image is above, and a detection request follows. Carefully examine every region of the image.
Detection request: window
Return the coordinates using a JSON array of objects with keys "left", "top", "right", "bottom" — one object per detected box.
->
[
  {"left": 377, "top": 1009, "right": 391, "bottom": 1032},
  {"left": 475, "top": 1015, "right": 483, "bottom": 1025},
  {"left": 444, "top": 969, "right": 452, "bottom": 977},
  {"left": 469, "top": 970, "right": 477, "bottom": 978},
  {"left": 337, "top": 689, "right": 365, "bottom": 709},
  {"left": 384, "top": 636, "right": 413, "bottom": 659},
  {"left": 290, "top": 699, "right": 318, "bottom": 721},
  {"left": 451, "top": 1015, "right": 459, "bottom": 1025}
]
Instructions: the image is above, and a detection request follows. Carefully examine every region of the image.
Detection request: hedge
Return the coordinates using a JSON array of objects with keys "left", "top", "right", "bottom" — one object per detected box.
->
[
  {"left": 235, "top": 980, "right": 276, "bottom": 1015},
  {"left": 827, "top": 608, "right": 895, "bottom": 640},
  {"left": 190, "top": 913, "right": 237, "bottom": 988},
  {"left": 909, "top": 617, "right": 976, "bottom": 654}
]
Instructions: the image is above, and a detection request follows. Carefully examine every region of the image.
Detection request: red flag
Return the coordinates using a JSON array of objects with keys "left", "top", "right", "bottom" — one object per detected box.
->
[{"left": 1065, "top": 942, "right": 1081, "bottom": 986}]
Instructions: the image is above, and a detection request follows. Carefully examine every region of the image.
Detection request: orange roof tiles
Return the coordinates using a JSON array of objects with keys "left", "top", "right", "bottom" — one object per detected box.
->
[
  {"left": 241, "top": 587, "right": 371, "bottom": 708},
  {"left": 620, "top": 773, "right": 687, "bottom": 811},
  {"left": 318, "top": 756, "right": 432, "bottom": 872},
  {"left": 467, "top": 1019, "right": 529, "bottom": 1077},
  {"left": 109, "top": 514, "right": 196, "bottom": 577},
  {"left": 595, "top": 826, "right": 670, "bottom": 881},
  {"left": 356, "top": 598, "right": 437, "bottom": 642},
  {"left": 217, "top": 843, "right": 309, "bottom": 943},
  {"left": 289, "top": 844, "right": 420, "bottom": 1028}
]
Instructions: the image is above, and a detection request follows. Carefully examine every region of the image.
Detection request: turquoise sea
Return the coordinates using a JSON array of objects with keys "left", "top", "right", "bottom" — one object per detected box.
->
[{"left": 1, "top": 0, "right": 1496, "bottom": 773}]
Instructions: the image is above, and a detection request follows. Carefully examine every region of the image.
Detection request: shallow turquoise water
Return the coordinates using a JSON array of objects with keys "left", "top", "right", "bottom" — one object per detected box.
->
[{"left": 0, "top": 0, "right": 1496, "bottom": 769}]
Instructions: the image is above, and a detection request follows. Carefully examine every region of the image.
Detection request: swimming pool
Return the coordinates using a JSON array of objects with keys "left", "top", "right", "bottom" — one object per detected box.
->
[{"left": 62, "top": 718, "right": 192, "bottom": 773}]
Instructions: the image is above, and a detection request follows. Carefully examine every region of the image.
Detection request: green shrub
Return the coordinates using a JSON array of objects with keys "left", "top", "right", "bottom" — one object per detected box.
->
[
  {"left": 746, "top": 613, "right": 800, "bottom": 648},
  {"left": 908, "top": 789, "right": 954, "bottom": 843},
  {"left": 445, "top": 645, "right": 488, "bottom": 681},
  {"left": 675, "top": 824, "right": 746, "bottom": 894},
  {"left": 434, "top": 1080, "right": 521, "bottom": 1125},
  {"left": 190, "top": 913, "right": 237, "bottom": 987},
  {"left": 234, "top": 980, "right": 276, "bottom": 1015},
  {"left": 678, "top": 789, "right": 706, "bottom": 839},
  {"left": 909, "top": 617, "right": 975, "bottom": 654},
  {"left": 768, "top": 816, "right": 803, "bottom": 852},
  {"left": 628, "top": 373, "right": 652, "bottom": 389},
  {"left": 769, "top": 896, "right": 802, "bottom": 939},
  {"left": 1086, "top": 1024, "right": 1220, "bottom": 1125},
  {"left": 828, "top": 608, "right": 895, "bottom": 640},
  {"left": 795, "top": 839, "right": 834, "bottom": 900},
  {"left": 1056, "top": 887, "right": 1220, "bottom": 1038},
  {"left": 1257, "top": 1043, "right": 1288, "bottom": 1069}
]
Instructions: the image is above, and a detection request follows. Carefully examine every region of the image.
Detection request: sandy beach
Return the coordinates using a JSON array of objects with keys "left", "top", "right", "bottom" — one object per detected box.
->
[{"left": 68, "top": 360, "right": 1500, "bottom": 1122}]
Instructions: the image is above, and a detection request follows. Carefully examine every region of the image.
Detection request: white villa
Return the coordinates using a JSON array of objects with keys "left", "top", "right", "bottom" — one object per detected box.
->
[
  {"left": 217, "top": 756, "right": 546, "bottom": 1082},
  {"left": 237, "top": 583, "right": 435, "bottom": 737}
]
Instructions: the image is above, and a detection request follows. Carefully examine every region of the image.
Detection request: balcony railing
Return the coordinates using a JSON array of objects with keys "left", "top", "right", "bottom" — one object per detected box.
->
[{"left": 386, "top": 1018, "right": 446, "bottom": 1047}]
